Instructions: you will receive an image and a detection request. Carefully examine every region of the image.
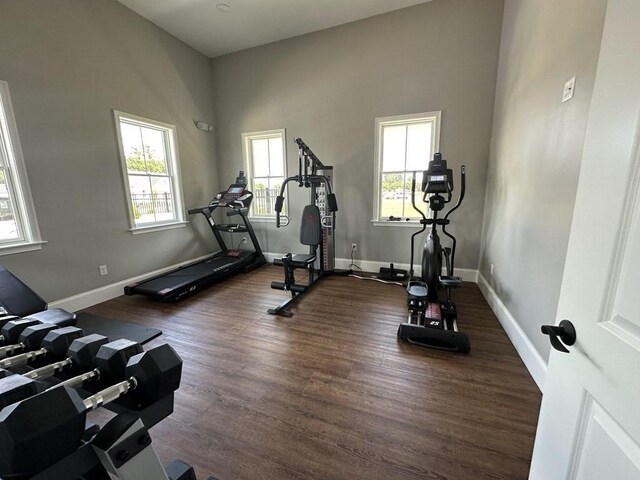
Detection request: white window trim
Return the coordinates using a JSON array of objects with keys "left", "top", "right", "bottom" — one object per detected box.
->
[
  {"left": 0, "top": 81, "right": 44, "bottom": 255},
  {"left": 241, "top": 128, "right": 288, "bottom": 220},
  {"left": 372, "top": 111, "right": 441, "bottom": 226},
  {"left": 113, "top": 110, "right": 186, "bottom": 233}
]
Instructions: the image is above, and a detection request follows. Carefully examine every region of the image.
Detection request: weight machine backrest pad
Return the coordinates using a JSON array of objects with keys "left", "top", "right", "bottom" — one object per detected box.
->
[
  {"left": 0, "top": 266, "right": 47, "bottom": 317},
  {"left": 300, "top": 205, "right": 321, "bottom": 247}
]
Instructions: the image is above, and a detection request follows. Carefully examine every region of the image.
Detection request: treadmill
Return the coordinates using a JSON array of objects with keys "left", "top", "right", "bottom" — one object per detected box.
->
[{"left": 124, "top": 174, "right": 266, "bottom": 301}]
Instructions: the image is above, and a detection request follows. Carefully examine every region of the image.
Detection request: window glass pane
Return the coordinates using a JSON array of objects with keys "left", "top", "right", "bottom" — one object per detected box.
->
[
  {"left": 380, "top": 172, "right": 426, "bottom": 220},
  {"left": 404, "top": 171, "right": 424, "bottom": 218},
  {"left": 406, "top": 122, "right": 432, "bottom": 171},
  {"left": 252, "top": 177, "right": 270, "bottom": 216},
  {"left": 0, "top": 170, "right": 20, "bottom": 241},
  {"left": 128, "top": 175, "right": 153, "bottom": 225},
  {"left": 140, "top": 127, "right": 167, "bottom": 175},
  {"left": 121, "top": 123, "right": 146, "bottom": 174},
  {"left": 251, "top": 139, "right": 269, "bottom": 177},
  {"left": 380, "top": 173, "right": 406, "bottom": 219},
  {"left": 252, "top": 177, "right": 268, "bottom": 192},
  {"left": 149, "top": 177, "right": 175, "bottom": 223},
  {"left": 382, "top": 125, "right": 407, "bottom": 173},
  {"left": 268, "top": 137, "right": 284, "bottom": 177},
  {"left": 268, "top": 177, "right": 284, "bottom": 191}
]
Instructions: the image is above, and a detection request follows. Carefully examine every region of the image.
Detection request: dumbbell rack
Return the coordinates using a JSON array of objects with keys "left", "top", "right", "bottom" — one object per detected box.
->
[{"left": 0, "top": 341, "right": 196, "bottom": 480}]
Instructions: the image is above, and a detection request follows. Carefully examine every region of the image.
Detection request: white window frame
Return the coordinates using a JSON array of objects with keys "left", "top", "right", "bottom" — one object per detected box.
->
[
  {"left": 241, "top": 128, "right": 288, "bottom": 221},
  {"left": 372, "top": 111, "right": 441, "bottom": 227},
  {"left": 113, "top": 110, "right": 186, "bottom": 234},
  {"left": 0, "top": 81, "right": 44, "bottom": 255}
]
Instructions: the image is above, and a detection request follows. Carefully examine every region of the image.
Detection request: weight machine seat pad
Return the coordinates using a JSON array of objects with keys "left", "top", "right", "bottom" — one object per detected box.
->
[
  {"left": 273, "top": 254, "right": 316, "bottom": 268},
  {"left": 300, "top": 205, "right": 321, "bottom": 247},
  {"left": 291, "top": 253, "right": 316, "bottom": 264}
]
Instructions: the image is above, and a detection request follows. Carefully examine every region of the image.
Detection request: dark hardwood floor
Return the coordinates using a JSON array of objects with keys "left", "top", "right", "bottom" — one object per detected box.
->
[{"left": 84, "top": 266, "right": 541, "bottom": 480}]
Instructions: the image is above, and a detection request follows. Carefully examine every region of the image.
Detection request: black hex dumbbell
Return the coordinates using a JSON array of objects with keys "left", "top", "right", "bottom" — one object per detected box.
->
[
  {"left": 0, "top": 336, "right": 139, "bottom": 409},
  {"left": 0, "top": 309, "right": 76, "bottom": 347},
  {"left": 0, "top": 374, "right": 45, "bottom": 409},
  {"left": 0, "top": 333, "right": 108, "bottom": 380},
  {"left": 0, "top": 318, "right": 43, "bottom": 346},
  {"left": 0, "top": 343, "right": 182, "bottom": 477},
  {"left": 0, "top": 327, "right": 84, "bottom": 370},
  {"left": 19, "top": 334, "right": 111, "bottom": 381},
  {"left": 33, "top": 338, "right": 143, "bottom": 392},
  {"left": 0, "top": 323, "right": 62, "bottom": 359}
]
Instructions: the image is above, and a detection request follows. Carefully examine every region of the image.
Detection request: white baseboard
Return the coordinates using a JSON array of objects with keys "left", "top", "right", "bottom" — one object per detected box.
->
[
  {"left": 48, "top": 254, "right": 215, "bottom": 313},
  {"left": 477, "top": 273, "right": 546, "bottom": 392},
  {"left": 264, "top": 252, "right": 478, "bottom": 283}
]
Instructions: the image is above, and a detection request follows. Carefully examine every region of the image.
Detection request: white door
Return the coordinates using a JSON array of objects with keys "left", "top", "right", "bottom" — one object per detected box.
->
[{"left": 529, "top": 1, "right": 640, "bottom": 479}]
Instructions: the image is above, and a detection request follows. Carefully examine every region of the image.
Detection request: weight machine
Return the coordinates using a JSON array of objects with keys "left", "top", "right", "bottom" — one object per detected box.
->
[{"left": 268, "top": 138, "right": 339, "bottom": 317}]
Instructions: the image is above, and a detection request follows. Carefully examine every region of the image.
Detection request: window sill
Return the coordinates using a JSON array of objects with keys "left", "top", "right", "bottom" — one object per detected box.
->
[
  {"left": 0, "top": 240, "right": 47, "bottom": 256},
  {"left": 371, "top": 220, "right": 424, "bottom": 228},
  {"left": 248, "top": 217, "right": 277, "bottom": 223},
  {"left": 129, "top": 221, "right": 188, "bottom": 235}
]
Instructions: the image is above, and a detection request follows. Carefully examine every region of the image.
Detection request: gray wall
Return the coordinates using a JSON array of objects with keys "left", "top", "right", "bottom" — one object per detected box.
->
[
  {"left": 479, "top": 0, "right": 607, "bottom": 361},
  {"left": 0, "top": 0, "right": 219, "bottom": 302},
  {"left": 211, "top": 0, "right": 504, "bottom": 267}
]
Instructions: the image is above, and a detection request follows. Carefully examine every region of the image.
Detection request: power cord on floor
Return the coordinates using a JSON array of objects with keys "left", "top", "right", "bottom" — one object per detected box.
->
[
  {"left": 348, "top": 274, "right": 404, "bottom": 286},
  {"left": 346, "top": 244, "right": 404, "bottom": 286},
  {"left": 349, "top": 244, "right": 363, "bottom": 271}
]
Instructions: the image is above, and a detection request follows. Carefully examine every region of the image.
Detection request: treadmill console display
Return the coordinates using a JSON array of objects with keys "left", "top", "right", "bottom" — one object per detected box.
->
[{"left": 213, "top": 184, "right": 253, "bottom": 209}]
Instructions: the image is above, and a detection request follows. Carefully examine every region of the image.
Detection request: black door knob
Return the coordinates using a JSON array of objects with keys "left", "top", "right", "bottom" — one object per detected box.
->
[{"left": 541, "top": 319, "right": 576, "bottom": 353}]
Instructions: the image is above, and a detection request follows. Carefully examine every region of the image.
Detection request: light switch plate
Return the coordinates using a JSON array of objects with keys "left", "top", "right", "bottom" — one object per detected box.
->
[{"left": 562, "top": 76, "right": 576, "bottom": 102}]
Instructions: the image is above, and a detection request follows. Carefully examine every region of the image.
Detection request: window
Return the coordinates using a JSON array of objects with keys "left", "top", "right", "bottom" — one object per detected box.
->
[
  {"left": 242, "top": 129, "right": 287, "bottom": 219},
  {"left": 114, "top": 111, "right": 185, "bottom": 233},
  {"left": 373, "top": 111, "right": 441, "bottom": 224},
  {"left": 0, "top": 81, "right": 43, "bottom": 254}
]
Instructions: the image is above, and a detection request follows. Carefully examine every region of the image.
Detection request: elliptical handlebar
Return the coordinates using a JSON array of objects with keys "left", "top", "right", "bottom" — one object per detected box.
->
[
  {"left": 441, "top": 165, "right": 466, "bottom": 274},
  {"left": 443, "top": 165, "right": 465, "bottom": 221},
  {"left": 408, "top": 171, "right": 428, "bottom": 280}
]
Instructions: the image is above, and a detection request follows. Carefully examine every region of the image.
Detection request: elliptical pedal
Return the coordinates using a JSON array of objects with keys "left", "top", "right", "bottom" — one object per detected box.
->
[{"left": 439, "top": 276, "right": 463, "bottom": 288}]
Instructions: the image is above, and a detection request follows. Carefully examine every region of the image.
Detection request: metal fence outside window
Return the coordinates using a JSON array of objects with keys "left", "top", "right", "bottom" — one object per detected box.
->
[
  {"left": 131, "top": 193, "right": 173, "bottom": 216},
  {"left": 252, "top": 188, "right": 279, "bottom": 216}
]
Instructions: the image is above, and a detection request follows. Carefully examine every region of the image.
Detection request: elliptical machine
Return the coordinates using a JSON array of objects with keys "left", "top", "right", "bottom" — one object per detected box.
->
[{"left": 397, "top": 153, "right": 470, "bottom": 353}]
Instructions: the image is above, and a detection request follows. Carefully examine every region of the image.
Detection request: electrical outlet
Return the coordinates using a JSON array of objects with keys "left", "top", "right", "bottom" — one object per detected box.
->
[
  {"left": 490, "top": 263, "right": 494, "bottom": 276},
  {"left": 351, "top": 243, "right": 358, "bottom": 252},
  {"left": 241, "top": 237, "right": 247, "bottom": 245},
  {"left": 99, "top": 265, "right": 108, "bottom": 276}
]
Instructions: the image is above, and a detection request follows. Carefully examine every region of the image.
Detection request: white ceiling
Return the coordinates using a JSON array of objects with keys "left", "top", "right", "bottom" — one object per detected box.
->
[{"left": 118, "top": 0, "right": 432, "bottom": 58}]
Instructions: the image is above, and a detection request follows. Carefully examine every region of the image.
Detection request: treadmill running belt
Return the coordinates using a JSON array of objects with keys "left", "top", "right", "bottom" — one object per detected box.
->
[{"left": 133, "top": 254, "right": 248, "bottom": 296}]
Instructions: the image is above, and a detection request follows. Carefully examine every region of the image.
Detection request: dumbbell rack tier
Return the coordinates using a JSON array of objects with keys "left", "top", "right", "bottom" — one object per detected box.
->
[
  {"left": 8, "top": 362, "right": 175, "bottom": 430},
  {"left": 1, "top": 347, "right": 179, "bottom": 479},
  {"left": 24, "top": 397, "right": 176, "bottom": 480}
]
